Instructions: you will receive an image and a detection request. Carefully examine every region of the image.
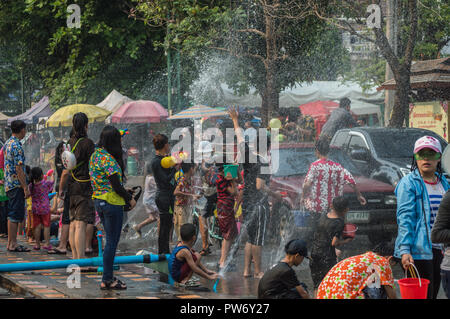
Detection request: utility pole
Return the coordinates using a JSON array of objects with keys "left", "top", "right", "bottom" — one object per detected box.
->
[
  {"left": 384, "top": 0, "right": 398, "bottom": 127},
  {"left": 21, "top": 68, "right": 24, "bottom": 114},
  {"left": 167, "top": 48, "right": 172, "bottom": 115}
]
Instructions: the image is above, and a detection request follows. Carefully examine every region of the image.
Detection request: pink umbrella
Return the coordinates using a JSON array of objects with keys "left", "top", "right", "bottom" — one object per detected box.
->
[{"left": 111, "top": 100, "right": 168, "bottom": 123}]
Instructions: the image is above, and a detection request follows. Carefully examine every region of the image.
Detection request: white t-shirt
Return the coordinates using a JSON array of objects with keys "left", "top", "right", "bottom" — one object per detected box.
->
[{"left": 425, "top": 180, "right": 445, "bottom": 250}]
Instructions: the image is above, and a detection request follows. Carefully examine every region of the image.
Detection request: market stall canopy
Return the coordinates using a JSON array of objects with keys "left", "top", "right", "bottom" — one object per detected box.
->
[
  {"left": 218, "top": 81, "right": 383, "bottom": 117},
  {"left": 0, "top": 112, "right": 10, "bottom": 122},
  {"left": 97, "top": 89, "right": 132, "bottom": 113},
  {"left": 378, "top": 57, "right": 450, "bottom": 90},
  {"left": 8, "top": 96, "right": 53, "bottom": 125},
  {"left": 299, "top": 100, "right": 339, "bottom": 120},
  {"left": 168, "top": 105, "right": 228, "bottom": 120},
  {"left": 111, "top": 100, "right": 168, "bottom": 124},
  {"left": 46, "top": 104, "right": 111, "bottom": 127}
]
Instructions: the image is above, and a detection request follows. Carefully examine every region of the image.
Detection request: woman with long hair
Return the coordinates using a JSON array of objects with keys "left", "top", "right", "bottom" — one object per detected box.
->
[
  {"left": 89, "top": 125, "right": 136, "bottom": 290},
  {"left": 58, "top": 113, "right": 96, "bottom": 261},
  {"left": 394, "top": 135, "right": 449, "bottom": 299}
]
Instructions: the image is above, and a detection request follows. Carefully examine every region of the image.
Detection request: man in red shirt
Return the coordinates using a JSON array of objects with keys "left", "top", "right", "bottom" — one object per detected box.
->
[{"left": 301, "top": 138, "right": 366, "bottom": 243}]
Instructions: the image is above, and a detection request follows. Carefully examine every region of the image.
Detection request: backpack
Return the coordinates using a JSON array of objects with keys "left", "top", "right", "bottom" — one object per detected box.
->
[{"left": 61, "top": 138, "right": 89, "bottom": 183}]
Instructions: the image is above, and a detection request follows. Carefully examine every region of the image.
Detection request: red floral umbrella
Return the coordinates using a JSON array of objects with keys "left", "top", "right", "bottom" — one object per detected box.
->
[{"left": 111, "top": 100, "right": 168, "bottom": 123}]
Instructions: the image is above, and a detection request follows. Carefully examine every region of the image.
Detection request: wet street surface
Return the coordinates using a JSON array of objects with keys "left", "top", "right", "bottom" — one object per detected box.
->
[{"left": 0, "top": 190, "right": 446, "bottom": 299}]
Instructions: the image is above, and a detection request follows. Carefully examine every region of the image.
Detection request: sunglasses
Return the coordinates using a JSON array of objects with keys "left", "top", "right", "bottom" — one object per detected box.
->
[{"left": 414, "top": 149, "right": 441, "bottom": 161}]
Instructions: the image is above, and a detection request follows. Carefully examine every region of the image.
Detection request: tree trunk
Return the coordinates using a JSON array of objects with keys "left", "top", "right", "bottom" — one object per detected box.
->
[
  {"left": 263, "top": 0, "right": 279, "bottom": 126},
  {"left": 388, "top": 66, "right": 411, "bottom": 128}
]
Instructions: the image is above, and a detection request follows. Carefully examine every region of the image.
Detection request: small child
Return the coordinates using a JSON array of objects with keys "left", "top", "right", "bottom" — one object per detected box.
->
[
  {"left": 29, "top": 167, "right": 55, "bottom": 251},
  {"left": 133, "top": 163, "right": 159, "bottom": 238},
  {"left": 25, "top": 165, "right": 34, "bottom": 243},
  {"left": 309, "top": 196, "right": 354, "bottom": 297},
  {"left": 168, "top": 223, "right": 219, "bottom": 285},
  {"left": 173, "top": 162, "right": 200, "bottom": 242},
  {"left": 215, "top": 161, "right": 243, "bottom": 271}
]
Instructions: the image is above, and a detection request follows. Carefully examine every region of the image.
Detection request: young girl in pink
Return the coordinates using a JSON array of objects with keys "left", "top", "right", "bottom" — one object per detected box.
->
[{"left": 29, "top": 167, "right": 55, "bottom": 250}]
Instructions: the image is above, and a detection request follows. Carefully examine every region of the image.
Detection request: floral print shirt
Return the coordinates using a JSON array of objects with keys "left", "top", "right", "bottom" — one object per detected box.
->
[
  {"left": 316, "top": 252, "right": 394, "bottom": 299},
  {"left": 29, "top": 180, "right": 54, "bottom": 215},
  {"left": 175, "top": 175, "right": 192, "bottom": 206},
  {"left": 89, "top": 147, "right": 125, "bottom": 206},
  {"left": 4, "top": 136, "right": 26, "bottom": 192},
  {"left": 303, "top": 159, "right": 355, "bottom": 214}
]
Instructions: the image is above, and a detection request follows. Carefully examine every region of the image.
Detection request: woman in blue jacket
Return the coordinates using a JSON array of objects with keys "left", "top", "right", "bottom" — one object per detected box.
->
[{"left": 394, "top": 136, "right": 449, "bottom": 299}]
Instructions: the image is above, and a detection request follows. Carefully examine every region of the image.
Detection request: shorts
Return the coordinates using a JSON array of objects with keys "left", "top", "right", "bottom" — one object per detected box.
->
[
  {"left": 217, "top": 203, "right": 237, "bottom": 241},
  {"left": 7, "top": 188, "right": 25, "bottom": 223},
  {"left": 69, "top": 195, "right": 95, "bottom": 224},
  {"left": 32, "top": 213, "right": 51, "bottom": 228},
  {"left": 177, "top": 253, "right": 198, "bottom": 283},
  {"left": 201, "top": 193, "right": 217, "bottom": 218},
  {"left": 173, "top": 205, "right": 193, "bottom": 227},
  {"left": 61, "top": 195, "right": 70, "bottom": 225},
  {"left": 144, "top": 197, "right": 159, "bottom": 219},
  {"left": 310, "top": 256, "right": 337, "bottom": 289},
  {"left": 244, "top": 200, "right": 269, "bottom": 246}
]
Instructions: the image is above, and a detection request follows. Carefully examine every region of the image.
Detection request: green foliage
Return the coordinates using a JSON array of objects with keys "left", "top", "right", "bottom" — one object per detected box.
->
[
  {"left": 135, "top": 0, "right": 350, "bottom": 111},
  {"left": 0, "top": 0, "right": 168, "bottom": 109},
  {"left": 346, "top": 0, "right": 449, "bottom": 90}
]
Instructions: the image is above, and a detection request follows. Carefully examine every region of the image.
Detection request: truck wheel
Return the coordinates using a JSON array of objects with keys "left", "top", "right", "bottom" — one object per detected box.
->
[{"left": 271, "top": 204, "right": 294, "bottom": 247}]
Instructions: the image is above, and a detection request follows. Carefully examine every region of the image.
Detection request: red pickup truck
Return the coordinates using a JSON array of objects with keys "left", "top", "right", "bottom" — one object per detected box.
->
[{"left": 268, "top": 143, "right": 397, "bottom": 246}]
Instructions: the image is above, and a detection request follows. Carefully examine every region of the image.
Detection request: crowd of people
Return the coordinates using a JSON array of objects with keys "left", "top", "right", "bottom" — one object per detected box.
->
[{"left": 0, "top": 101, "right": 449, "bottom": 300}]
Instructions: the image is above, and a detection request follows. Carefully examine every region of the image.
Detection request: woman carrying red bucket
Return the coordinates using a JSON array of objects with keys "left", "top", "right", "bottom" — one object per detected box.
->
[{"left": 394, "top": 136, "right": 449, "bottom": 299}]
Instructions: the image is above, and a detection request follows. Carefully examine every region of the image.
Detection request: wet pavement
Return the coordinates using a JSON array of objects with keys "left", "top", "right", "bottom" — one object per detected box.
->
[
  {"left": 0, "top": 175, "right": 445, "bottom": 299},
  {"left": 0, "top": 231, "right": 447, "bottom": 299}
]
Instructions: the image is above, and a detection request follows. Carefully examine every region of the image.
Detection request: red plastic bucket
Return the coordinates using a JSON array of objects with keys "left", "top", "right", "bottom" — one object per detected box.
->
[
  {"left": 398, "top": 264, "right": 429, "bottom": 299},
  {"left": 398, "top": 278, "right": 429, "bottom": 299},
  {"left": 342, "top": 223, "right": 357, "bottom": 239}
]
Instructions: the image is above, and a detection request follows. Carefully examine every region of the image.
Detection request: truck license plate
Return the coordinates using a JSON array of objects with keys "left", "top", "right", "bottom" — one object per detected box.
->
[{"left": 346, "top": 212, "right": 369, "bottom": 222}]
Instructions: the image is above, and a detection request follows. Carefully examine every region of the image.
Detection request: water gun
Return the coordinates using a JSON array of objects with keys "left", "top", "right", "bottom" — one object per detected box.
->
[
  {"left": 119, "top": 129, "right": 129, "bottom": 137},
  {"left": 48, "top": 192, "right": 57, "bottom": 200},
  {"left": 43, "top": 169, "right": 54, "bottom": 181}
]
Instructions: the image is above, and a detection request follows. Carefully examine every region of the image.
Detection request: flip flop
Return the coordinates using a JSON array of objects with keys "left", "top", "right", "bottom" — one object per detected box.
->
[
  {"left": 8, "top": 245, "right": 31, "bottom": 252},
  {"left": 199, "top": 247, "right": 211, "bottom": 256},
  {"left": 33, "top": 246, "right": 40, "bottom": 251},
  {"left": 101, "top": 278, "right": 127, "bottom": 290},
  {"left": 47, "top": 248, "right": 66, "bottom": 255}
]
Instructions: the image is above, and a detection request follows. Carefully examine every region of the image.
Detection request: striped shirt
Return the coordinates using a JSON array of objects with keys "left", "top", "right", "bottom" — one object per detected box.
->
[
  {"left": 215, "top": 175, "right": 234, "bottom": 212},
  {"left": 425, "top": 180, "right": 445, "bottom": 250}
]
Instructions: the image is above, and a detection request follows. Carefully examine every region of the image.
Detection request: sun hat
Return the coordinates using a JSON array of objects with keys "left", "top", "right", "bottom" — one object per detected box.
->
[{"left": 414, "top": 135, "right": 442, "bottom": 154}]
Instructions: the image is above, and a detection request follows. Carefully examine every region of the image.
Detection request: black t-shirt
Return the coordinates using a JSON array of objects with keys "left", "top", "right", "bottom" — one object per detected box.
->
[
  {"left": 258, "top": 262, "right": 300, "bottom": 299},
  {"left": 311, "top": 214, "right": 345, "bottom": 261},
  {"left": 151, "top": 155, "right": 176, "bottom": 196},
  {"left": 67, "top": 136, "right": 95, "bottom": 197},
  {"left": 242, "top": 145, "right": 271, "bottom": 205}
]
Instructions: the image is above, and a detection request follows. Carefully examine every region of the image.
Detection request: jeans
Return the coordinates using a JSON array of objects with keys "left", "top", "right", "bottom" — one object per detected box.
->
[
  {"left": 0, "top": 201, "right": 8, "bottom": 234},
  {"left": 94, "top": 199, "right": 124, "bottom": 283},
  {"left": 441, "top": 270, "right": 450, "bottom": 299}
]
